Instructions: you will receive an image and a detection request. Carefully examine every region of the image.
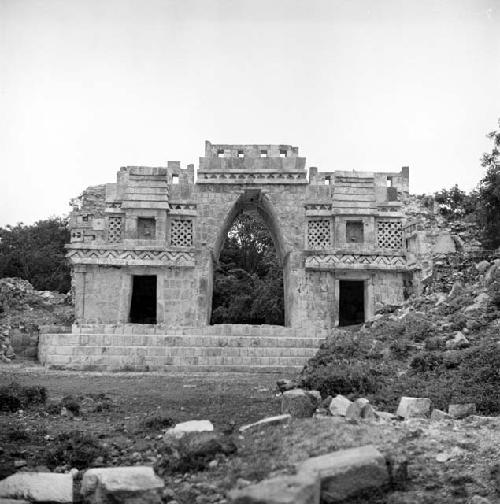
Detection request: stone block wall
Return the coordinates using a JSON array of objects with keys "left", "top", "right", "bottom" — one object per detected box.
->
[{"left": 66, "top": 142, "right": 412, "bottom": 343}]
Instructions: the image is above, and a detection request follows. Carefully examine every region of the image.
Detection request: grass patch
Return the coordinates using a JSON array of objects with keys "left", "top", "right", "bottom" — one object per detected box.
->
[
  {"left": 0, "top": 382, "right": 47, "bottom": 412},
  {"left": 45, "top": 430, "right": 108, "bottom": 470}
]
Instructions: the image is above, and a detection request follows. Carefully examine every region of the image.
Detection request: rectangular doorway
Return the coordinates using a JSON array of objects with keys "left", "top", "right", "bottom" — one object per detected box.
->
[
  {"left": 338, "top": 280, "right": 365, "bottom": 326},
  {"left": 129, "top": 275, "right": 157, "bottom": 324}
]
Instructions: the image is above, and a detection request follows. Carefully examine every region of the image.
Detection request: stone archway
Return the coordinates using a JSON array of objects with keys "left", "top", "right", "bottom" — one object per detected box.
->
[{"left": 210, "top": 189, "right": 290, "bottom": 325}]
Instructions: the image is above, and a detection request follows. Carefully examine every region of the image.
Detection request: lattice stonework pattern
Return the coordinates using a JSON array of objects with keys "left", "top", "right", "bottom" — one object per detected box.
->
[
  {"left": 377, "top": 220, "right": 403, "bottom": 249},
  {"left": 170, "top": 219, "right": 193, "bottom": 247},
  {"left": 108, "top": 217, "right": 122, "bottom": 243},
  {"left": 308, "top": 219, "right": 331, "bottom": 249}
]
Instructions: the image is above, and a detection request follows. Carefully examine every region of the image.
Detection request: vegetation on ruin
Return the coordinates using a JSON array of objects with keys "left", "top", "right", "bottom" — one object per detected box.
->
[
  {"left": 300, "top": 260, "right": 500, "bottom": 414},
  {"left": 211, "top": 212, "right": 284, "bottom": 325},
  {"left": 433, "top": 118, "right": 500, "bottom": 248},
  {"left": 478, "top": 119, "right": 500, "bottom": 249},
  {"left": 0, "top": 217, "right": 70, "bottom": 292}
]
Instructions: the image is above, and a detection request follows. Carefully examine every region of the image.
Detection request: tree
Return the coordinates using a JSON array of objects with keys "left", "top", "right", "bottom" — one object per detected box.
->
[
  {"left": 211, "top": 213, "right": 284, "bottom": 325},
  {"left": 478, "top": 119, "right": 500, "bottom": 249},
  {"left": 0, "top": 218, "right": 71, "bottom": 292}
]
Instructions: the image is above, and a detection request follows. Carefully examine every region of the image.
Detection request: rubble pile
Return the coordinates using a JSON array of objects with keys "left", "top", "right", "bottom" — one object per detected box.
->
[
  {"left": 301, "top": 256, "right": 500, "bottom": 414},
  {"left": 0, "top": 277, "right": 73, "bottom": 362}
]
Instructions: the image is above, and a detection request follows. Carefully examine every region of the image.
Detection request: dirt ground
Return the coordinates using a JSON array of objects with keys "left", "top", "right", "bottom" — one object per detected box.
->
[
  {"left": 0, "top": 361, "right": 283, "bottom": 428},
  {"left": 2, "top": 362, "right": 500, "bottom": 504}
]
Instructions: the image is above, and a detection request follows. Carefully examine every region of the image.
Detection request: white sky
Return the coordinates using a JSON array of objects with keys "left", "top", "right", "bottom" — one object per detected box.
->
[{"left": 1, "top": 0, "right": 499, "bottom": 226}]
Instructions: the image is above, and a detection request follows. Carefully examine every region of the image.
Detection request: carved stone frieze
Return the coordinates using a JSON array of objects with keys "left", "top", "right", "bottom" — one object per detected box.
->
[
  {"left": 67, "top": 248, "right": 195, "bottom": 267},
  {"left": 305, "top": 253, "right": 406, "bottom": 271}
]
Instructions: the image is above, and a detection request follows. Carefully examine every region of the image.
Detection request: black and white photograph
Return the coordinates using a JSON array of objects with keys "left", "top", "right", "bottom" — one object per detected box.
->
[{"left": 0, "top": 0, "right": 499, "bottom": 502}]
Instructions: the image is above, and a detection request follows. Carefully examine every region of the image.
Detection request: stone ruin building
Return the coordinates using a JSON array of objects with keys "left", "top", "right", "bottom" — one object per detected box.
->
[{"left": 40, "top": 141, "right": 412, "bottom": 371}]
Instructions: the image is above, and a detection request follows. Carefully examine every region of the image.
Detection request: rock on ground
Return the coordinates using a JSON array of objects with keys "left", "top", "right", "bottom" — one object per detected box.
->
[
  {"left": 229, "top": 471, "right": 320, "bottom": 504},
  {"left": 328, "top": 395, "right": 352, "bottom": 417},
  {"left": 0, "top": 472, "right": 73, "bottom": 503},
  {"left": 448, "top": 403, "right": 476, "bottom": 419},
  {"left": 297, "top": 445, "right": 389, "bottom": 503},
  {"left": 396, "top": 397, "right": 432, "bottom": 419},
  {"left": 239, "top": 414, "right": 291, "bottom": 433},
  {"left": 430, "top": 409, "right": 452, "bottom": 421},
  {"left": 81, "top": 466, "right": 164, "bottom": 504}
]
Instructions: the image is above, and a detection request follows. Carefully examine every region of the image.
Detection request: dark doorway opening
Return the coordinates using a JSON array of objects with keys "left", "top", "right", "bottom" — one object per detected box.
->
[
  {"left": 129, "top": 275, "right": 157, "bottom": 324},
  {"left": 339, "top": 280, "right": 365, "bottom": 326}
]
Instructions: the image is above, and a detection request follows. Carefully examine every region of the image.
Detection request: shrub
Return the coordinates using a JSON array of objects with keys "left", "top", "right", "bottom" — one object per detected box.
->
[
  {"left": 0, "top": 382, "right": 47, "bottom": 412},
  {"left": 410, "top": 352, "right": 444, "bottom": 372},
  {"left": 45, "top": 431, "right": 107, "bottom": 470},
  {"left": 424, "top": 336, "right": 446, "bottom": 351},
  {"left": 404, "top": 314, "right": 435, "bottom": 342},
  {"left": 141, "top": 413, "right": 175, "bottom": 430},
  {"left": 61, "top": 395, "right": 80, "bottom": 415},
  {"left": 157, "top": 432, "right": 237, "bottom": 474},
  {"left": 300, "top": 362, "right": 381, "bottom": 398}
]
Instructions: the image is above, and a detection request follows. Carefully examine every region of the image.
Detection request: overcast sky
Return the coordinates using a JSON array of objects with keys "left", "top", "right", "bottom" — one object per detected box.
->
[{"left": 1, "top": 0, "right": 499, "bottom": 226}]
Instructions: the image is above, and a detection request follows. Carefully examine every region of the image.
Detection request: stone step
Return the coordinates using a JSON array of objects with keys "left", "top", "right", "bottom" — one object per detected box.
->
[
  {"left": 39, "top": 326, "right": 326, "bottom": 372},
  {"left": 42, "top": 333, "right": 325, "bottom": 349},
  {"left": 41, "top": 352, "right": 311, "bottom": 371},
  {"left": 46, "top": 345, "right": 319, "bottom": 358}
]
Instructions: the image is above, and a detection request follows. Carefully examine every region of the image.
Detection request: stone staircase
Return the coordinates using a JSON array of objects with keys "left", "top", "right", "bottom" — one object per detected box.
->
[{"left": 39, "top": 324, "right": 327, "bottom": 373}]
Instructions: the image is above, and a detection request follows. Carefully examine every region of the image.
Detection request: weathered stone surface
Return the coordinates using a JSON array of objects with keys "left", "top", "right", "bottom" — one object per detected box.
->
[
  {"left": 430, "top": 409, "right": 452, "bottom": 421},
  {"left": 445, "top": 331, "right": 470, "bottom": 350},
  {"left": 81, "top": 466, "right": 163, "bottom": 503},
  {"left": 167, "top": 420, "right": 213, "bottom": 438},
  {"left": 346, "top": 399, "right": 373, "bottom": 420},
  {"left": 281, "top": 389, "right": 316, "bottom": 418},
  {"left": 42, "top": 143, "right": 411, "bottom": 372},
  {"left": 297, "top": 445, "right": 389, "bottom": 503},
  {"left": 476, "top": 260, "right": 491, "bottom": 273},
  {"left": 448, "top": 403, "right": 476, "bottom": 419},
  {"left": 328, "top": 395, "right": 352, "bottom": 417},
  {"left": 0, "top": 472, "right": 72, "bottom": 503},
  {"left": 396, "top": 397, "right": 432, "bottom": 419},
  {"left": 229, "top": 471, "right": 320, "bottom": 504},
  {"left": 239, "top": 414, "right": 291, "bottom": 433}
]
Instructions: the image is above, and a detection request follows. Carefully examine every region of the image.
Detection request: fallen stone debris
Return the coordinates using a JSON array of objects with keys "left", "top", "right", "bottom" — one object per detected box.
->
[{"left": 0, "top": 277, "right": 72, "bottom": 362}]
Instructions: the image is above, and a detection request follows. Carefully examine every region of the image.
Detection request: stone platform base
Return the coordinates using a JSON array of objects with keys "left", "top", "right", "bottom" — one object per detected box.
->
[{"left": 38, "top": 324, "right": 327, "bottom": 372}]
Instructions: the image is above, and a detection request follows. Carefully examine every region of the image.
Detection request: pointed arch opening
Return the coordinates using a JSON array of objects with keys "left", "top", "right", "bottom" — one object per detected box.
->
[{"left": 210, "top": 190, "right": 287, "bottom": 325}]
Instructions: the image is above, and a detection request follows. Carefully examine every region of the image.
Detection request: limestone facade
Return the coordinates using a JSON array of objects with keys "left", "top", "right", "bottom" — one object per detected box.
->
[{"left": 67, "top": 141, "right": 410, "bottom": 330}]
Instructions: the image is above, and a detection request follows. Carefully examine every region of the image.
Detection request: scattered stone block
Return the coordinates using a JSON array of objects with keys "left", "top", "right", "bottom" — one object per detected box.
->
[
  {"left": 346, "top": 399, "right": 373, "bottom": 420},
  {"left": 281, "top": 389, "right": 316, "bottom": 418},
  {"left": 81, "top": 466, "right": 164, "bottom": 504},
  {"left": 448, "top": 403, "right": 476, "bottom": 419},
  {"left": 0, "top": 472, "right": 72, "bottom": 502},
  {"left": 396, "top": 397, "right": 432, "bottom": 419},
  {"left": 229, "top": 471, "right": 320, "bottom": 504},
  {"left": 239, "top": 414, "right": 291, "bottom": 433},
  {"left": 297, "top": 445, "right": 389, "bottom": 503},
  {"left": 445, "top": 331, "right": 470, "bottom": 350},
  {"left": 430, "top": 409, "right": 452, "bottom": 421},
  {"left": 166, "top": 420, "right": 213, "bottom": 438},
  {"left": 328, "top": 395, "right": 352, "bottom": 417},
  {"left": 476, "top": 260, "right": 491, "bottom": 273}
]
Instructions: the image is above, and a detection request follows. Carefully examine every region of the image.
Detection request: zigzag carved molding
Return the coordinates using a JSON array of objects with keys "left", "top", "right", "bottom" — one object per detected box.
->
[
  {"left": 305, "top": 254, "right": 406, "bottom": 270},
  {"left": 67, "top": 249, "right": 195, "bottom": 267}
]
